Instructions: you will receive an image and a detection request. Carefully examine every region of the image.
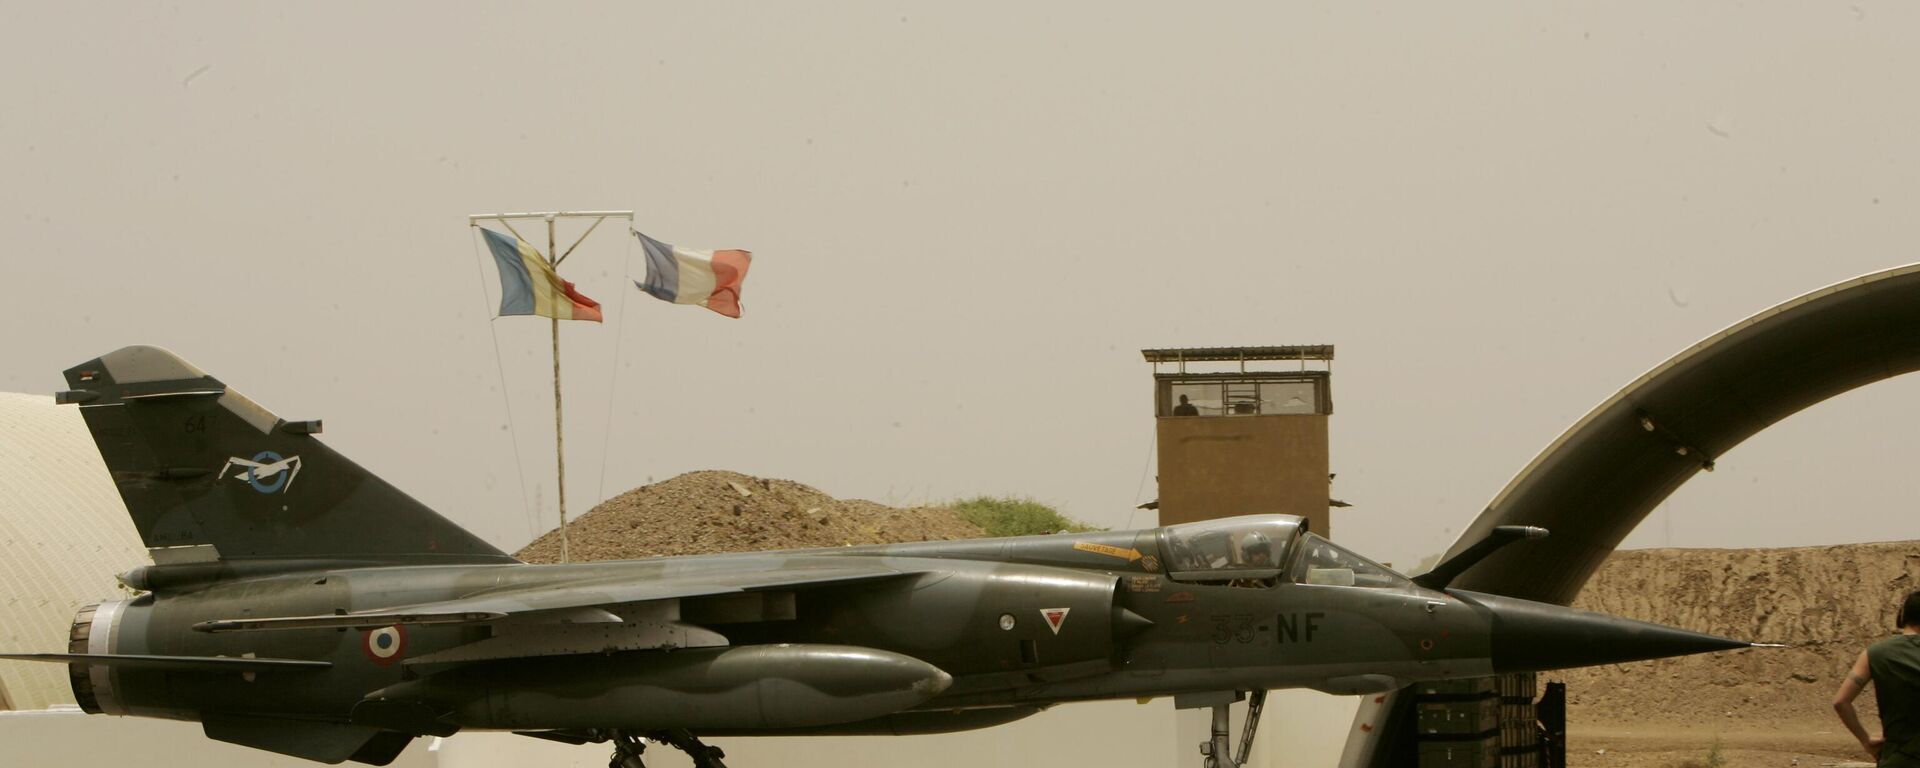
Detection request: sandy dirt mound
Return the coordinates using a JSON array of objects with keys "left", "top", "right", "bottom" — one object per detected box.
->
[
  {"left": 1558, "top": 541, "right": 1920, "bottom": 766},
  {"left": 516, "top": 470, "right": 987, "bottom": 563},
  {"left": 1560, "top": 541, "right": 1920, "bottom": 729}
]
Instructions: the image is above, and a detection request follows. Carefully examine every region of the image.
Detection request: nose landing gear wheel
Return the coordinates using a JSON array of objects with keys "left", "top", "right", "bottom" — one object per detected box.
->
[
  {"left": 607, "top": 731, "right": 646, "bottom": 768},
  {"left": 602, "top": 729, "right": 728, "bottom": 768},
  {"left": 1199, "top": 690, "right": 1267, "bottom": 768}
]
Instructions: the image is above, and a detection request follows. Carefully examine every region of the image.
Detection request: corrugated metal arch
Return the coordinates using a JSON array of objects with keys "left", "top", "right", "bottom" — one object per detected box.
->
[
  {"left": 0, "top": 392, "right": 148, "bottom": 710},
  {"left": 1451, "top": 263, "right": 1920, "bottom": 602},
  {"left": 1346, "top": 263, "right": 1920, "bottom": 766}
]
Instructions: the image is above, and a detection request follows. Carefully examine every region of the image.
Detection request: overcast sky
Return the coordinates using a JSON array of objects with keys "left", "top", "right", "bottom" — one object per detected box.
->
[{"left": 4, "top": 3, "right": 1917, "bottom": 569}]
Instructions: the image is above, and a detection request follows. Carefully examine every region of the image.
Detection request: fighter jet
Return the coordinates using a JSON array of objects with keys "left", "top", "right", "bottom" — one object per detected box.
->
[{"left": 0, "top": 346, "right": 1757, "bottom": 768}]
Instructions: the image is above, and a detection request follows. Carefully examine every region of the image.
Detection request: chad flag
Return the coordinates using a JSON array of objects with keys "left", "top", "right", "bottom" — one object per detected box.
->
[
  {"left": 481, "top": 229, "right": 603, "bottom": 322},
  {"left": 633, "top": 230, "right": 752, "bottom": 318}
]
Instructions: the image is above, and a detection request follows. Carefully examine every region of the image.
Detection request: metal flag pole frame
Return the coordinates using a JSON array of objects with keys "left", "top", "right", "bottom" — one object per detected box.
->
[{"left": 469, "top": 210, "right": 634, "bottom": 564}]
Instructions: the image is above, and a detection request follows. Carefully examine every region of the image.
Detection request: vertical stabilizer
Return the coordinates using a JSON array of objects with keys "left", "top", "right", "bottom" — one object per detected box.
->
[{"left": 59, "top": 346, "right": 515, "bottom": 565}]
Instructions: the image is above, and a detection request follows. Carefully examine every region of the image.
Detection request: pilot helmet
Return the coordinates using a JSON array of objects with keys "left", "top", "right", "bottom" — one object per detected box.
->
[{"left": 1240, "top": 531, "right": 1273, "bottom": 565}]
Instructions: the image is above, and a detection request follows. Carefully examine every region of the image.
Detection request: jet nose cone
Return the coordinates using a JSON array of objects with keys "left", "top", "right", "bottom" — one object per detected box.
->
[{"left": 1450, "top": 589, "right": 1753, "bottom": 673}]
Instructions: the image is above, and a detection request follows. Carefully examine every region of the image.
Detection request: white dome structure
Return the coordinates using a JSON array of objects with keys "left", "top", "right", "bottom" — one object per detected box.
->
[{"left": 0, "top": 392, "right": 148, "bottom": 711}]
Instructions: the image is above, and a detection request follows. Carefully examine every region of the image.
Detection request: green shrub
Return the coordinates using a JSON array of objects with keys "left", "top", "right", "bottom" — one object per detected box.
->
[{"left": 952, "top": 496, "right": 1098, "bottom": 538}]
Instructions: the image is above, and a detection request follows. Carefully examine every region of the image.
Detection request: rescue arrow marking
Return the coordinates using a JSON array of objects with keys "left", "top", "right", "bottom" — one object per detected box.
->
[{"left": 1073, "top": 542, "right": 1143, "bottom": 561}]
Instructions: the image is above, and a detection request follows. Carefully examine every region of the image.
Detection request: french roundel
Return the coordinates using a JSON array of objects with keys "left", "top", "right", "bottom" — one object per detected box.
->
[{"left": 362, "top": 625, "right": 407, "bottom": 665}]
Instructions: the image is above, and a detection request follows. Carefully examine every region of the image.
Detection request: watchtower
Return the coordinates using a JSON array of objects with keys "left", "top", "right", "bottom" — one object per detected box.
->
[{"left": 1143, "top": 345, "right": 1334, "bottom": 537}]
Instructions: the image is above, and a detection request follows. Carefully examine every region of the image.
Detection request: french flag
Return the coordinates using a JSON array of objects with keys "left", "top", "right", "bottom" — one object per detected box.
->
[{"left": 633, "top": 230, "right": 753, "bottom": 318}]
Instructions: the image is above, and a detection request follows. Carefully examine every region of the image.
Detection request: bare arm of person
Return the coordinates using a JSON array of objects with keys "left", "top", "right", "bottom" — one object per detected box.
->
[{"left": 1833, "top": 649, "right": 1884, "bottom": 760}]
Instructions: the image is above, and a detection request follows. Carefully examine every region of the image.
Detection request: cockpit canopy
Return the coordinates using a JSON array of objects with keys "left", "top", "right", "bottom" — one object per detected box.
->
[
  {"left": 1158, "top": 515, "right": 1304, "bottom": 580},
  {"left": 1157, "top": 514, "right": 1409, "bottom": 588},
  {"left": 1290, "top": 532, "right": 1408, "bottom": 588}
]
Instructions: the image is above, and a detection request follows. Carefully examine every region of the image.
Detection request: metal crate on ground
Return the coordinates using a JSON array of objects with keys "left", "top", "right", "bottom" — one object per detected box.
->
[
  {"left": 1413, "top": 676, "right": 1500, "bottom": 698},
  {"left": 1417, "top": 696, "right": 1499, "bottom": 736}
]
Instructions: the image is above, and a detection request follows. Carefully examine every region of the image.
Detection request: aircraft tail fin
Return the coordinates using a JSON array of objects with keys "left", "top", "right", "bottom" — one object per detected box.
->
[{"left": 60, "top": 346, "right": 515, "bottom": 566}]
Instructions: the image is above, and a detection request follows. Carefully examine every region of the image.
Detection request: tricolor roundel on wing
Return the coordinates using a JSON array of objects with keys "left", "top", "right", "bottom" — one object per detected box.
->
[{"left": 362, "top": 625, "right": 407, "bottom": 666}]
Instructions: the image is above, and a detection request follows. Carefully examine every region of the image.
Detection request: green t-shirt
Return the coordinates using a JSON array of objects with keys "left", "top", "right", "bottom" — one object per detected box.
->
[{"left": 1871, "top": 634, "right": 1920, "bottom": 766}]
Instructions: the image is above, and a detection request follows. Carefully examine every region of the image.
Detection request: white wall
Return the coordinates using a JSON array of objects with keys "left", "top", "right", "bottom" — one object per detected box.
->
[{"left": 0, "top": 394, "right": 150, "bottom": 711}]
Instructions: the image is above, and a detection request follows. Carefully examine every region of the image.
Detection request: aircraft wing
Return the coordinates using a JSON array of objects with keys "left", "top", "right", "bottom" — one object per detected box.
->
[{"left": 193, "top": 564, "right": 917, "bottom": 633}]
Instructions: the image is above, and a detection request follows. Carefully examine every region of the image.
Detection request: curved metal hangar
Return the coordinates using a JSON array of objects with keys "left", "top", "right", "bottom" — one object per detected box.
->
[{"left": 1347, "top": 263, "right": 1920, "bottom": 767}]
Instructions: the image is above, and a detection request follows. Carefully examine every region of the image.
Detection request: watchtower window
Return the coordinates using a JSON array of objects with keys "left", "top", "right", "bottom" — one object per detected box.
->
[
  {"left": 1164, "top": 377, "right": 1326, "bottom": 417},
  {"left": 1144, "top": 346, "right": 1333, "bottom": 419}
]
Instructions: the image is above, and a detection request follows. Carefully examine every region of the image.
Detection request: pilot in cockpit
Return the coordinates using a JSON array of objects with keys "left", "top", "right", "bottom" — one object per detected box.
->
[
  {"left": 1239, "top": 531, "right": 1273, "bottom": 567},
  {"left": 1161, "top": 516, "right": 1303, "bottom": 587},
  {"left": 1227, "top": 531, "right": 1279, "bottom": 588}
]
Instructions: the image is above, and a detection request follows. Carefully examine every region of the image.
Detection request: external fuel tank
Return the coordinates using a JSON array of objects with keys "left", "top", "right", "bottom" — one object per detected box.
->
[{"left": 365, "top": 644, "right": 952, "bottom": 732}]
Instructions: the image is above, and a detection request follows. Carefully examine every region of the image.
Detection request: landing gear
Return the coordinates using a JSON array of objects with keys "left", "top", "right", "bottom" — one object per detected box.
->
[
  {"left": 1199, "top": 690, "right": 1267, "bottom": 768},
  {"left": 657, "top": 729, "right": 729, "bottom": 768},
  {"left": 607, "top": 732, "right": 647, "bottom": 768},
  {"left": 602, "top": 729, "right": 728, "bottom": 768}
]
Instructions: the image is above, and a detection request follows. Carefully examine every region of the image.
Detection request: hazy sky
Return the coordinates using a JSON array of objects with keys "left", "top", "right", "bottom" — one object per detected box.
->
[{"left": 4, "top": 3, "right": 1917, "bottom": 569}]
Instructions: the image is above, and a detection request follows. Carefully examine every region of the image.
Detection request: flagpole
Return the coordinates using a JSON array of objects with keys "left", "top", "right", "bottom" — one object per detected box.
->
[
  {"left": 469, "top": 210, "right": 632, "bottom": 566},
  {"left": 547, "top": 215, "right": 570, "bottom": 565}
]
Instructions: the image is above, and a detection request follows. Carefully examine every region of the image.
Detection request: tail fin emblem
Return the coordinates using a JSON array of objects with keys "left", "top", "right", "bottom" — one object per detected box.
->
[{"left": 221, "top": 451, "right": 302, "bottom": 494}]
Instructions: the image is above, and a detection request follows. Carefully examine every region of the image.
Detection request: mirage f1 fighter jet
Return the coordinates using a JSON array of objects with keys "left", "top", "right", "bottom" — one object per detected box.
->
[{"left": 0, "top": 347, "right": 1756, "bottom": 767}]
